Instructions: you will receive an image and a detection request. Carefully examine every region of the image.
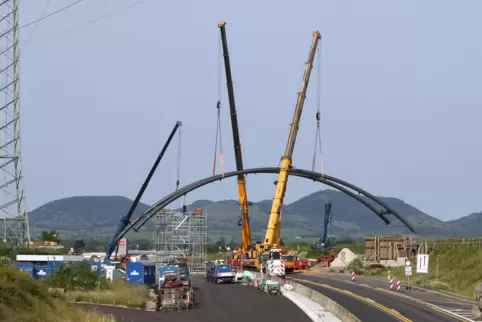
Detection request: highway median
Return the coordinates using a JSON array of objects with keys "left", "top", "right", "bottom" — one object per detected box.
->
[{"left": 271, "top": 276, "right": 361, "bottom": 322}]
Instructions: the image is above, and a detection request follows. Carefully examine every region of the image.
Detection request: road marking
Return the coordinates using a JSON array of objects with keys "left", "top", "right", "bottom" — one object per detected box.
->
[
  {"left": 309, "top": 275, "right": 473, "bottom": 322},
  {"left": 288, "top": 277, "right": 412, "bottom": 322}
]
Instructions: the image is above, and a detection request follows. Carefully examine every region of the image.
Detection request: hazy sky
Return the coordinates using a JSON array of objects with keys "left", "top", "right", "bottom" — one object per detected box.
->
[{"left": 19, "top": 0, "right": 481, "bottom": 221}]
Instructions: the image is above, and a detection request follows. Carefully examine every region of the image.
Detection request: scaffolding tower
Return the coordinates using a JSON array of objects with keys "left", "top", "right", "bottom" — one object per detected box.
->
[
  {"left": 154, "top": 207, "right": 207, "bottom": 274},
  {"left": 0, "top": 0, "right": 30, "bottom": 246}
]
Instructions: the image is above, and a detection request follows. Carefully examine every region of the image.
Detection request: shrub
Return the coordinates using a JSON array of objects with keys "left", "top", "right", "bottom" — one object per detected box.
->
[
  {"left": 46, "top": 263, "right": 107, "bottom": 291},
  {"left": 0, "top": 265, "right": 112, "bottom": 321}
]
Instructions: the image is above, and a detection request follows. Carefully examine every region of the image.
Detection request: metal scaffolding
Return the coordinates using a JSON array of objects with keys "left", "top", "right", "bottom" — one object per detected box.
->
[
  {"left": 154, "top": 206, "right": 207, "bottom": 274},
  {"left": 0, "top": 0, "right": 30, "bottom": 246}
]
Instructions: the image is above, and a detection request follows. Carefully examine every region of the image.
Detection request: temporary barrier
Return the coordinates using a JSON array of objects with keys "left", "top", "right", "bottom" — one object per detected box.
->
[
  {"left": 396, "top": 280, "right": 400, "bottom": 291},
  {"left": 351, "top": 271, "right": 356, "bottom": 282},
  {"left": 389, "top": 278, "right": 394, "bottom": 289}
]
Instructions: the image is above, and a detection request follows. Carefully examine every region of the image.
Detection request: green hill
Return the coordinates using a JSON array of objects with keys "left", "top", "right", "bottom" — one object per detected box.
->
[{"left": 27, "top": 190, "right": 474, "bottom": 239}]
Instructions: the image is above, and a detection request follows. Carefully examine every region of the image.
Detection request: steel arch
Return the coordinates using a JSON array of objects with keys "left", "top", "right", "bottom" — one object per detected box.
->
[{"left": 114, "top": 168, "right": 414, "bottom": 245}]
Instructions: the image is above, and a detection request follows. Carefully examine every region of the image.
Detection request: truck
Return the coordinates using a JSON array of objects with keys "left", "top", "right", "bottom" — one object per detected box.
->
[
  {"left": 260, "top": 248, "right": 285, "bottom": 278},
  {"left": 206, "top": 264, "right": 235, "bottom": 284}
]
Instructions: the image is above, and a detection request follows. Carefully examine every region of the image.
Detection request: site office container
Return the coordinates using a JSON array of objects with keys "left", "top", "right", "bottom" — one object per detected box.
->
[
  {"left": 14, "top": 262, "right": 34, "bottom": 277},
  {"left": 126, "top": 261, "right": 156, "bottom": 285},
  {"left": 33, "top": 265, "right": 53, "bottom": 280},
  {"left": 89, "top": 262, "right": 102, "bottom": 276}
]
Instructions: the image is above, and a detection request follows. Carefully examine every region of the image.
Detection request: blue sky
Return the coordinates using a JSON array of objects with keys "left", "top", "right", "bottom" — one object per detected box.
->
[{"left": 20, "top": 0, "right": 482, "bottom": 220}]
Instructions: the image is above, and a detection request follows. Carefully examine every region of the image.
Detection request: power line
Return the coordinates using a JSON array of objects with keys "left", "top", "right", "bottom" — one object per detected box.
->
[
  {"left": 20, "top": 0, "right": 85, "bottom": 30},
  {"left": 22, "top": 0, "right": 52, "bottom": 49},
  {"left": 23, "top": 0, "right": 150, "bottom": 46}
]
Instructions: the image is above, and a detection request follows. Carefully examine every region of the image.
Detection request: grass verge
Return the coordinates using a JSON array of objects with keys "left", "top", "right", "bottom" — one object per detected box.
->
[
  {"left": 0, "top": 266, "right": 114, "bottom": 322},
  {"left": 350, "top": 244, "right": 482, "bottom": 299},
  {"left": 63, "top": 280, "right": 152, "bottom": 309}
]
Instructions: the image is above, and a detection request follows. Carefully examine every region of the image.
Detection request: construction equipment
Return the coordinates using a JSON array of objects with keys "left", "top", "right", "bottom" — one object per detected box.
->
[
  {"left": 254, "top": 31, "right": 322, "bottom": 267},
  {"left": 217, "top": 21, "right": 253, "bottom": 260},
  {"left": 260, "top": 248, "right": 285, "bottom": 278},
  {"left": 311, "top": 201, "right": 336, "bottom": 249},
  {"left": 105, "top": 121, "right": 182, "bottom": 263}
]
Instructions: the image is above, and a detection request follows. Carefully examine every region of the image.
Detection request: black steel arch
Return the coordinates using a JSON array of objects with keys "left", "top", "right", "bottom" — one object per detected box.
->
[{"left": 114, "top": 168, "right": 415, "bottom": 245}]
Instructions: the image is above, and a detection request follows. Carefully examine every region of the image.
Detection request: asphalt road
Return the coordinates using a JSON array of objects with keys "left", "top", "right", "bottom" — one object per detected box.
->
[
  {"left": 324, "top": 272, "right": 474, "bottom": 311},
  {"left": 79, "top": 276, "right": 312, "bottom": 322},
  {"left": 293, "top": 274, "right": 468, "bottom": 321}
]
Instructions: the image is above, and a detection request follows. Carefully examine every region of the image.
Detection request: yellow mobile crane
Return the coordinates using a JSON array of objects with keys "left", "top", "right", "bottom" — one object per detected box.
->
[
  {"left": 255, "top": 31, "right": 322, "bottom": 269},
  {"left": 218, "top": 21, "right": 252, "bottom": 259}
]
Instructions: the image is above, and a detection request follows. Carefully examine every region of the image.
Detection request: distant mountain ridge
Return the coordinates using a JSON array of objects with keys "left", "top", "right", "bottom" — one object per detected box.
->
[{"left": 27, "top": 191, "right": 480, "bottom": 239}]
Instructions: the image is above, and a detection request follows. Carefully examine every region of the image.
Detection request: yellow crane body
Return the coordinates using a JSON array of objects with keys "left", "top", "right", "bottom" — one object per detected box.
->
[{"left": 262, "top": 31, "right": 322, "bottom": 252}]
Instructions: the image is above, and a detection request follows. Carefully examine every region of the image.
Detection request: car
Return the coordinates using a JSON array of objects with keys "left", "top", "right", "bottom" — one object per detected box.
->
[{"left": 206, "top": 264, "right": 235, "bottom": 284}]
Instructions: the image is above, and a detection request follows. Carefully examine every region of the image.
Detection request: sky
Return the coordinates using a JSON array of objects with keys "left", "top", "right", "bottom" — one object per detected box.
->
[{"left": 17, "top": 0, "right": 482, "bottom": 221}]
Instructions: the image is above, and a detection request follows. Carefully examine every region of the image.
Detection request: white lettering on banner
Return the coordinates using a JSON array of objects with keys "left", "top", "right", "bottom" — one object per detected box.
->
[
  {"left": 416, "top": 254, "right": 429, "bottom": 273},
  {"left": 131, "top": 270, "right": 139, "bottom": 276},
  {"left": 38, "top": 270, "right": 46, "bottom": 276}
]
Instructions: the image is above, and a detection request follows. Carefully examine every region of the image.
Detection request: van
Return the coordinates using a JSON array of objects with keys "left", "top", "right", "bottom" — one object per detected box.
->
[{"left": 206, "top": 264, "right": 235, "bottom": 284}]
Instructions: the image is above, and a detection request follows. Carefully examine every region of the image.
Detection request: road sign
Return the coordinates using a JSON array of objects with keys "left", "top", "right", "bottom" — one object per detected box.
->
[
  {"left": 405, "top": 266, "right": 412, "bottom": 276},
  {"left": 405, "top": 260, "right": 411, "bottom": 266},
  {"left": 416, "top": 254, "right": 429, "bottom": 273}
]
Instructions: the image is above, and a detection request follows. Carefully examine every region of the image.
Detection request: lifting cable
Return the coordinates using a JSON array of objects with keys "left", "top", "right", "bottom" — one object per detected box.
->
[
  {"left": 213, "top": 34, "right": 225, "bottom": 177},
  {"left": 312, "top": 43, "right": 325, "bottom": 177},
  {"left": 212, "top": 101, "right": 225, "bottom": 177}
]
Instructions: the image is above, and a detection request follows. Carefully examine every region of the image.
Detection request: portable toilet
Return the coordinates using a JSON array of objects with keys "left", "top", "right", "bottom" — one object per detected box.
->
[
  {"left": 126, "top": 261, "right": 156, "bottom": 285},
  {"left": 14, "top": 262, "right": 34, "bottom": 277},
  {"left": 33, "top": 265, "right": 52, "bottom": 280}
]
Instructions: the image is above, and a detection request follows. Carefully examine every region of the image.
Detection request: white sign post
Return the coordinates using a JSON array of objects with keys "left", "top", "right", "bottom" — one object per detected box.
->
[
  {"left": 416, "top": 254, "right": 429, "bottom": 274},
  {"left": 405, "top": 259, "right": 412, "bottom": 291}
]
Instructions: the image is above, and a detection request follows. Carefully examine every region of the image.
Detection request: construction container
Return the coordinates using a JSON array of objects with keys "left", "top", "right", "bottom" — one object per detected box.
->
[
  {"left": 14, "top": 262, "right": 34, "bottom": 277},
  {"left": 126, "top": 261, "right": 156, "bottom": 285},
  {"left": 48, "top": 260, "right": 65, "bottom": 273},
  {"left": 89, "top": 262, "right": 102, "bottom": 276},
  {"left": 33, "top": 265, "right": 52, "bottom": 280}
]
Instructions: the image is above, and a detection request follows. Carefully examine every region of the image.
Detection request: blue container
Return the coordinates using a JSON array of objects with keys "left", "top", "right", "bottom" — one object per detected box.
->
[
  {"left": 126, "top": 261, "right": 156, "bottom": 285},
  {"left": 14, "top": 262, "right": 34, "bottom": 277},
  {"left": 33, "top": 265, "right": 52, "bottom": 280},
  {"left": 48, "top": 261, "right": 64, "bottom": 273},
  {"left": 89, "top": 262, "right": 101, "bottom": 276}
]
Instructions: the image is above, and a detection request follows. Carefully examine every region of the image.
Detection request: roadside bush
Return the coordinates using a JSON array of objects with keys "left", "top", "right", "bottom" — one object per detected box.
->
[
  {"left": 0, "top": 256, "right": 11, "bottom": 266},
  {"left": 346, "top": 258, "right": 364, "bottom": 275},
  {"left": 0, "top": 265, "right": 112, "bottom": 322},
  {"left": 46, "top": 263, "right": 107, "bottom": 291}
]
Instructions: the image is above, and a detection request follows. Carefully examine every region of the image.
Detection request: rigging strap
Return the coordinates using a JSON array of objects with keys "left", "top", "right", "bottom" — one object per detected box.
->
[
  {"left": 213, "top": 101, "right": 225, "bottom": 177},
  {"left": 312, "top": 44, "right": 325, "bottom": 176}
]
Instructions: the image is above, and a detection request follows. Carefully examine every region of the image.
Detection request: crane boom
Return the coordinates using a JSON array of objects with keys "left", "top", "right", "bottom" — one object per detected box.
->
[
  {"left": 218, "top": 21, "right": 252, "bottom": 251},
  {"left": 263, "top": 31, "right": 321, "bottom": 247}
]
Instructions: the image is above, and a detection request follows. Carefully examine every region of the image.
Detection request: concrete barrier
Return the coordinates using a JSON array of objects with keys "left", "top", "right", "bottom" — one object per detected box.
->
[{"left": 273, "top": 277, "right": 361, "bottom": 322}]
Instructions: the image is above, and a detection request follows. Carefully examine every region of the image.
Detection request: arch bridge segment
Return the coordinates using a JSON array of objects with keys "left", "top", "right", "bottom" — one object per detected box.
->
[{"left": 116, "top": 168, "right": 415, "bottom": 244}]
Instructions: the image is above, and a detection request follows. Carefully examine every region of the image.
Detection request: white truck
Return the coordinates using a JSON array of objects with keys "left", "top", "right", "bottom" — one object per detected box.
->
[{"left": 261, "top": 248, "right": 285, "bottom": 279}]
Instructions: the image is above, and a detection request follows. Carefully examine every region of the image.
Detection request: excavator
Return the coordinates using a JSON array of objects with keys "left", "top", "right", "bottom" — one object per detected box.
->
[
  {"left": 217, "top": 21, "right": 253, "bottom": 262},
  {"left": 254, "top": 31, "right": 322, "bottom": 273}
]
